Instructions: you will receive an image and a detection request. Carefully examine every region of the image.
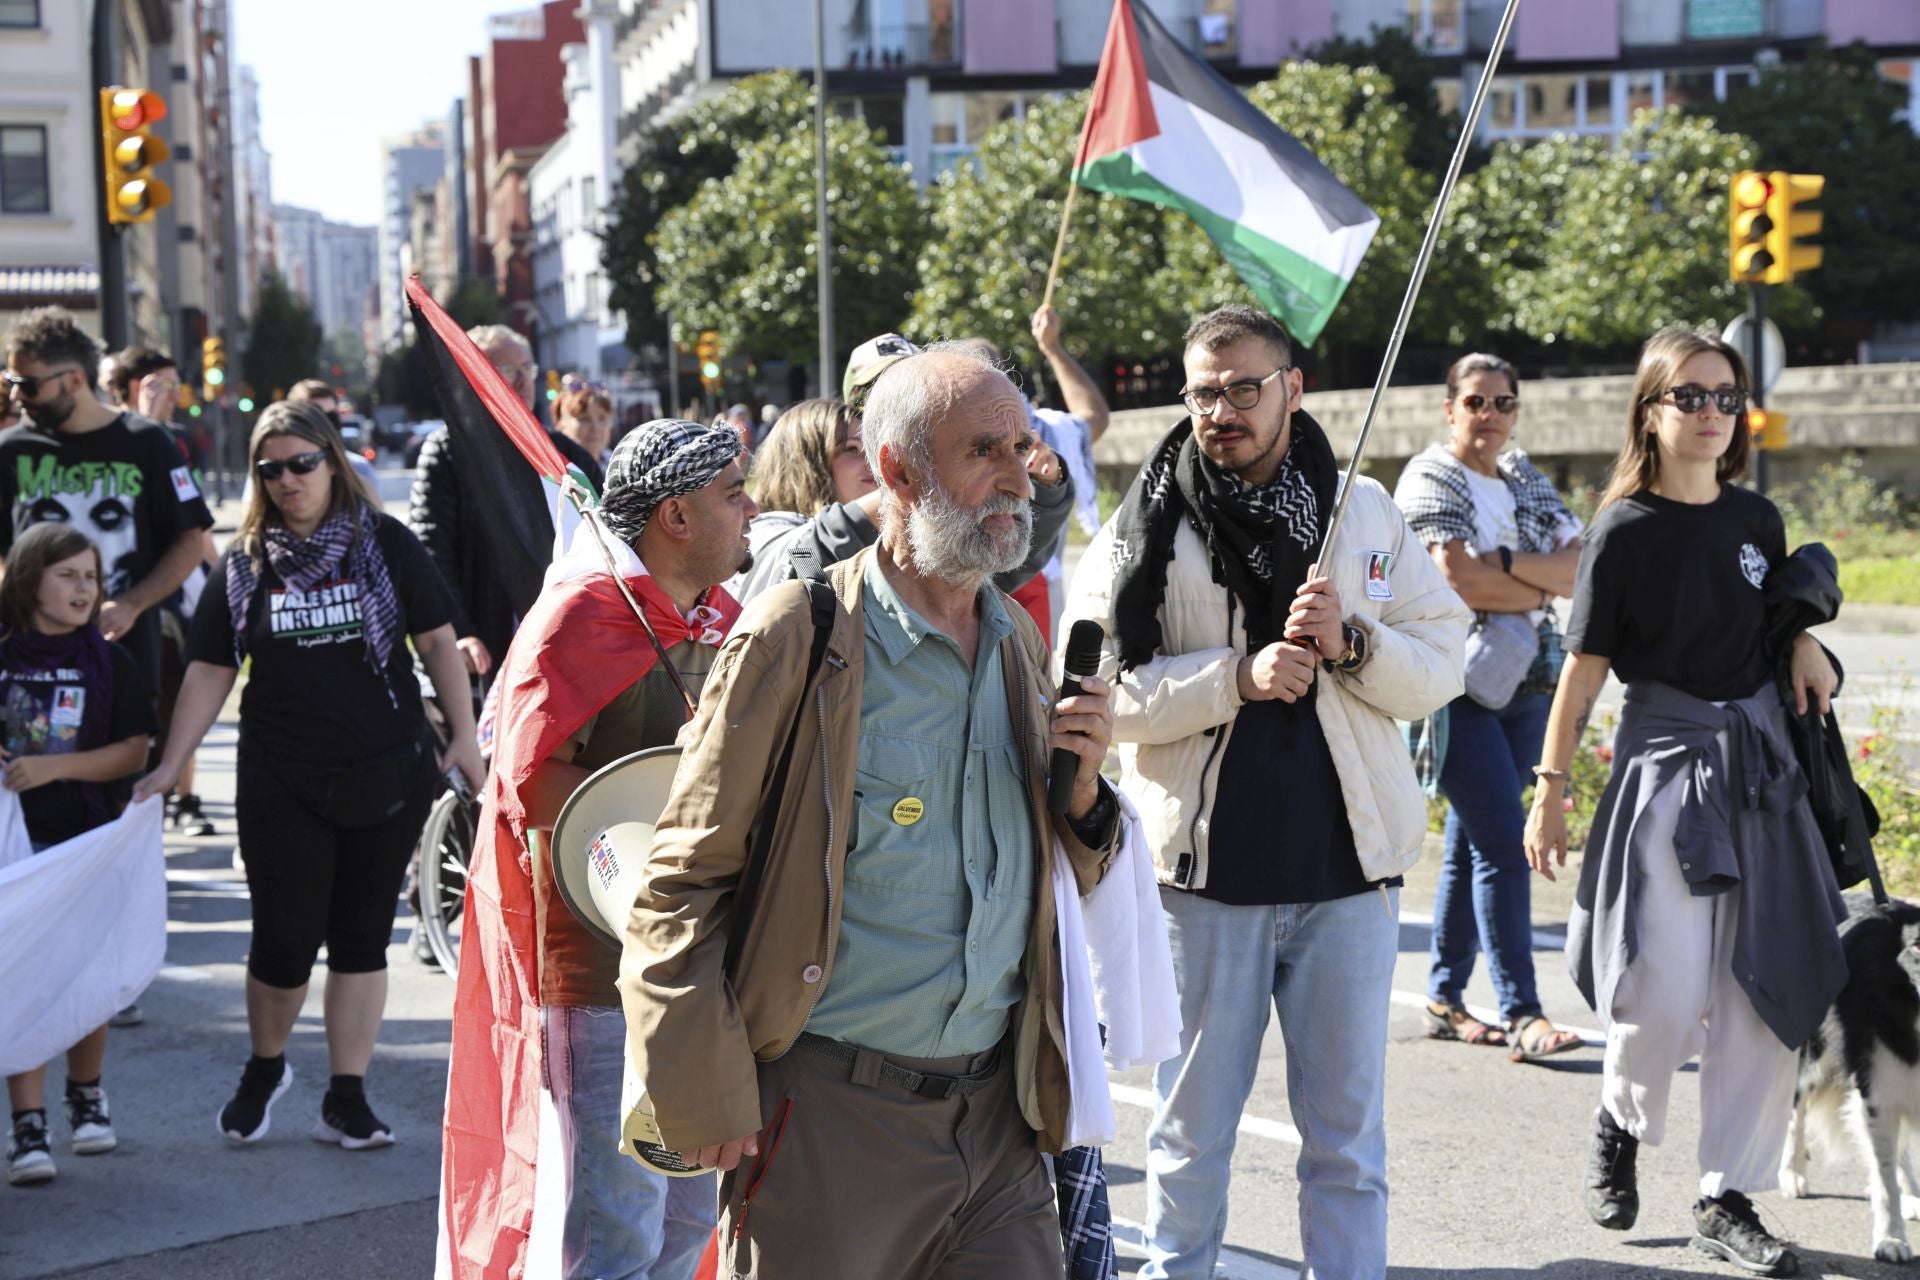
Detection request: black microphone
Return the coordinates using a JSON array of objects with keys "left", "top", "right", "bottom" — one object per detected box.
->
[{"left": 1048, "top": 619, "right": 1106, "bottom": 816}]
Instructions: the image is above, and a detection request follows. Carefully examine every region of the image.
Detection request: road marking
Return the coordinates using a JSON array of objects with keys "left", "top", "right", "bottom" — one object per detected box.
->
[
  {"left": 156, "top": 964, "right": 210, "bottom": 983},
  {"left": 1110, "top": 1215, "right": 1298, "bottom": 1280},
  {"left": 1389, "top": 989, "right": 1604, "bottom": 1046},
  {"left": 1107, "top": 1082, "right": 1302, "bottom": 1146}
]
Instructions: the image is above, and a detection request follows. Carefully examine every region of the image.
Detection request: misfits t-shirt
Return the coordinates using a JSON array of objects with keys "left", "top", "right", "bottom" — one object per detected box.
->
[
  {"left": 0, "top": 642, "right": 155, "bottom": 846},
  {"left": 187, "top": 513, "right": 456, "bottom": 774},
  {"left": 1565, "top": 484, "right": 1787, "bottom": 702}
]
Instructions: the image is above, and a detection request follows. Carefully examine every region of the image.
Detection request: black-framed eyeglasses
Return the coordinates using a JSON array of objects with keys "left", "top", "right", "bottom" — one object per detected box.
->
[
  {"left": 3, "top": 368, "right": 78, "bottom": 399},
  {"left": 1453, "top": 393, "right": 1520, "bottom": 415},
  {"left": 255, "top": 450, "right": 329, "bottom": 481},
  {"left": 1651, "top": 384, "right": 1747, "bottom": 416},
  {"left": 1180, "top": 367, "right": 1290, "bottom": 415}
]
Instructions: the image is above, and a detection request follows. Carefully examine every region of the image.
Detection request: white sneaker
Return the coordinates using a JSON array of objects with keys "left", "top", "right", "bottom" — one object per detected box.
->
[
  {"left": 66, "top": 1083, "right": 117, "bottom": 1155},
  {"left": 7, "top": 1112, "right": 55, "bottom": 1185}
]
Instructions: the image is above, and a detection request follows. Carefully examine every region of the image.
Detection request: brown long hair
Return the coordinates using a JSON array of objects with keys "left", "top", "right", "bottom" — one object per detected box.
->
[
  {"left": 752, "top": 398, "right": 857, "bottom": 516},
  {"left": 0, "top": 523, "right": 104, "bottom": 634},
  {"left": 235, "top": 400, "right": 375, "bottom": 560},
  {"left": 1597, "top": 327, "right": 1752, "bottom": 511}
]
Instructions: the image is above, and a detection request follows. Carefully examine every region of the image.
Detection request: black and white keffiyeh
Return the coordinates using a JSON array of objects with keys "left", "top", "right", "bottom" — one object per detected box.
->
[
  {"left": 601, "top": 418, "right": 743, "bottom": 542},
  {"left": 1395, "top": 442, "right": 1573, "bottom": 555},
  {"left": 1225, "top": 453, "right": 1320, "bottom": 584},
  {"left": 227, "top": 506, "right": 403, "bottom": 692}
]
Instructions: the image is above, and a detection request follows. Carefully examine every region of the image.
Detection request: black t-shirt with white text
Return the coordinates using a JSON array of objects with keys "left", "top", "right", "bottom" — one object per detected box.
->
[
  {"left": 1565, "top": 484, "right": 1787, "bottom": 702},
  {"left": 0, "top": 643, "right": 155, "bottom": 846},
  {"left": 187, "top": 513, "right": 455, "bottom": 775}
]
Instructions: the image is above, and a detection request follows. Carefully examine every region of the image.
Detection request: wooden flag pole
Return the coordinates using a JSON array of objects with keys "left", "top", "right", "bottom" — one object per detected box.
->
[
  {"left": 1313, "top": 0, "right": 1521, "bottom": 566},
  {"left": 1041, "top": 177, "right": 1082, "bottom": 311}
]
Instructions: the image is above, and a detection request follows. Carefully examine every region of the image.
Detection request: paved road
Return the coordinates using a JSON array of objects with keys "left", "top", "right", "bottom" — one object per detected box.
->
[{"left": 3, "top": 476, "right": 1912, "bottom": 1278}]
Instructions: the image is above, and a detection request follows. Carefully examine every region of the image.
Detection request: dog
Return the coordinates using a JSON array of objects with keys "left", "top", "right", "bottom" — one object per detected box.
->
[{"left": 1779, "top": 896, "right": 1920, "bottom": 1264}]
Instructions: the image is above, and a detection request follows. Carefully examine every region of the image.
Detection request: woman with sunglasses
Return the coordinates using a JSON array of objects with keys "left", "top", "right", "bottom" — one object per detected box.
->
[
  {"left": 1526, "top": 328, "right": 1844, "bottom": 1276},
  {"left": 725, "top": 397, "right": 873, "bottom": 602},
  {"left": 135, "top": 402, "right": 484, "bottom": 1152},
  {"left": 1394, "top": 354, "right": 1585, "bottom": 1063}
]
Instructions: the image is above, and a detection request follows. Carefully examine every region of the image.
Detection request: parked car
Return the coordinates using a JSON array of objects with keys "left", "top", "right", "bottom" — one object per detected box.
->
[{"left": 338, "top": 416, "right": 378, "bottom": 464}]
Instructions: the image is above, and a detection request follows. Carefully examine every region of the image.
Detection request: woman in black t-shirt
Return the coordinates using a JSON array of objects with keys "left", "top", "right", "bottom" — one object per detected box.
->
[
  {"left": 3, "top": 523, "right": 155, "bottom": 1187},
  {"left": 1524, "top": 329, "right": 1843, "bottom": 1273},
  {"left": 135, "top": 402, "right": 482, "bottom": 1154}
]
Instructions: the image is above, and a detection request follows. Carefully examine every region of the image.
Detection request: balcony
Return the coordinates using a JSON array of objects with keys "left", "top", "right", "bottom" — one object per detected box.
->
[{"left": 845, "top": 21, "right": 959, "bottom": 70}]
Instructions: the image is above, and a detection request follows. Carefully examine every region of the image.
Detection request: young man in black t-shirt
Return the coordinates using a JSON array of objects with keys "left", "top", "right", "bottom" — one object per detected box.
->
[{"left": 1, "top": 311, "right": 215, "bottom": 698}]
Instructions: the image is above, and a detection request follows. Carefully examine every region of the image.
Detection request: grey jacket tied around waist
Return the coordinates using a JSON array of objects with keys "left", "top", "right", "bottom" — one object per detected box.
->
[{"left": 1568, "top": 680, "right": 1846, "bottom": 1051}]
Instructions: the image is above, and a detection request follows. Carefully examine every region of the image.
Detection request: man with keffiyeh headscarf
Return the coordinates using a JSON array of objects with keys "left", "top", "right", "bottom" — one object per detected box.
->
[
  {"left": 439, "top": 419, "right": 754, "bottom": 1280},
  {"left": 1061, "top": 305, "right": 1468, "bottom": 1280}
]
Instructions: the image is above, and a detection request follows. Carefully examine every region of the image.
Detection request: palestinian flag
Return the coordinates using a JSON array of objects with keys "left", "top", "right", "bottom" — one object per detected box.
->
[{"left": 1072, "top": 0, "right": 1379, "bottom": 344}]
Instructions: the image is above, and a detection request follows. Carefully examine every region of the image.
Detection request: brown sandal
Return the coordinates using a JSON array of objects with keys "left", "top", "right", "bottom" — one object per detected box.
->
[
  {"left": 1507, "top": 1016, "right": 1583, "bottom": 1063},
  {"left": 1424, "top": 1002, "right": 1508, "bottom": 1046}
]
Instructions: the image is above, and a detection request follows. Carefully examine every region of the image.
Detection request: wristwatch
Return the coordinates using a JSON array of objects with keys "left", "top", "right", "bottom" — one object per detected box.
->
[{"left": 1325, "top": 622, "right": 1368, "bottom": 673}]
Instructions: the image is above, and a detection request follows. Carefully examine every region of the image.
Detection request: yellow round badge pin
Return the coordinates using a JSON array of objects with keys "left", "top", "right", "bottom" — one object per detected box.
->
[{"left": 892, "top": 797, "right": 925, "bottom": 826}]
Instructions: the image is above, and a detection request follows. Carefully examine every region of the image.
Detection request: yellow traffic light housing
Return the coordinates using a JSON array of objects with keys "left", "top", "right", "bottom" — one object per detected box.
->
[
  {"left": 546, "top": 368, "right": 562, "bottom": 402},
  {"left": 696, "top": 330, "right": 723, "bottom": 391},
  {"left": 99, "top": 87, "right": 172, "bottom": 225},
  {"left": 1729, "top": 170, "right": 1774, "bottom": 283},
  {"left": 1749, "top": 407, "right": 1790, "bottom": 451},
  {"left": 201, "top": 336, "right": 226, "bottom": 400},
  {"left": 1764, "top": 173, "right": 1823, "bottom": 285}
]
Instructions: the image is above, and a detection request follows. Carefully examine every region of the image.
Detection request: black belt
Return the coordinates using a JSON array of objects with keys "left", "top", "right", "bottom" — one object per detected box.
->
[{"left": 793, "top": 1032, "right": 999, "bottom": 1101}]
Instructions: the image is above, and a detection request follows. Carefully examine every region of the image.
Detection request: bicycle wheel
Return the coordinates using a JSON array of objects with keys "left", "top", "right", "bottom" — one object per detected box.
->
[{"left": 417, "top": 788, "right": 479, "bottom": 977}]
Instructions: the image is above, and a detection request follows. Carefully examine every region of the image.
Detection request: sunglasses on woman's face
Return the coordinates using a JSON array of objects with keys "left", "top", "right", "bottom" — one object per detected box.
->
[
  {"left": 1454, "top": 393, "right": 1519, "bottom": 415},
  {"left": 1655, "top": 384, "right": 1747, "bottom": 416},
  {"left": 255, "top": 450, "right": 329, "bottom": 481}
]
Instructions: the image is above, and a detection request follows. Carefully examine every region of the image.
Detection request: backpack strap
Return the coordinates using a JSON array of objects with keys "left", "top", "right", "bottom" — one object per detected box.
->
[{"left": 723, "top": 577, "right": 837, "bottom": 979}]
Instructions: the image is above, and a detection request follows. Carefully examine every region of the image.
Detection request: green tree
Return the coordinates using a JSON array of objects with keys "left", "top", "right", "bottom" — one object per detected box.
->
[
  {"left": 445, "top": 276, "right": 501, "bottom": 330},
  {"left": 1692, "top": 42, "right": 1920, "bottom": 342},
  {"left": 1306, "top": 24, "right": 1472, "bottom": 179},
  {"left": 374, "top": 340, "right": 441, "bottom": 419},
  {"left": 1156, "top": 62, "right": 1475, "bottom": 382},
  {"left": 910, "top": 92, "right": 1185, "bottom": 369},
  {"left": 1457, "top": 109, "right": 1815, "bottom": 349},
  {"left": 654, "top": 113, "right": 928, "bottom": 369},
  {"left": 244, "top": 268, "right": 323, "bottom": 401},
  {"left": 601, "top": 72, "right": 812, "bottom": 351}
]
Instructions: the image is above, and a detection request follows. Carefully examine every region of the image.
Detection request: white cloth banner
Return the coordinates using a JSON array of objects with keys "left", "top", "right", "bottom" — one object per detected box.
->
[{"left": 0, "top": 795, "right": 166, "bottom": 1076}]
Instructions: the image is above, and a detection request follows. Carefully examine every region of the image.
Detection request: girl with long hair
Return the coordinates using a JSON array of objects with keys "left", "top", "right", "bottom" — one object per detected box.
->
[
  {"left": 135, "top": 401, "right": 482, "bottom": 1152},
  {"left": 1526, "top": 328, "right": 1845, "bottom": 1277},
  {"left": 4, "top": 523, "right": 156, "bottom": 1185}
]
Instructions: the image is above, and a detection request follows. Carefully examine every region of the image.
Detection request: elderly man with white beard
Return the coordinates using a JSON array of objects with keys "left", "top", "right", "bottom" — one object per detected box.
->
[{"left": 620, "top": 346, "right": 1121, "bottom": 1280}]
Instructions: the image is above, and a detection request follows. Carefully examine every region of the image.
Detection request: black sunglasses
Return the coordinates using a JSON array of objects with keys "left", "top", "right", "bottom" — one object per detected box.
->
[
  {"left": 3, "top": 368, "right": 78, "bottom": 398},
  {"left": 1454, "top": 393, "right": 1519, "bottom": 414},
  {"left": 1653, "top": 384, "right": 1747, "bottom": 416},
  {"left": 255, "top": 450, "right": 330, "bottom": 481},
  {"left": 1180, "top": 367, "right": 1290, "bottom": 415}
]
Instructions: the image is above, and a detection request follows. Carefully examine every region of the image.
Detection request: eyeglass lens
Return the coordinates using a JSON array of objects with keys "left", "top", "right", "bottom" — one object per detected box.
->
[
  {"left": 1459, "top": 394, "right": 1519, "bottom": 413},
  {"left": 1668, "top": 385, "right": 1746, "bottom": 414}
]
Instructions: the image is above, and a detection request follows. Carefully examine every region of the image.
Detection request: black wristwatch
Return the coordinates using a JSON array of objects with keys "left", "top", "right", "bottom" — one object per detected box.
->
[
  {"left": 1066, "top": 778, "right": 1120, "bottom": 851},
  {"left": 1324, "top": 622, "right": 1367, "bottom": 674}
]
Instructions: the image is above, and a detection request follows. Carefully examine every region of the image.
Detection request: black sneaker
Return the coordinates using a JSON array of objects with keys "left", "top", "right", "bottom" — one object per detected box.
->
[
  {"left": 1692, "top": 1190, "right": 1799, "bottom": 1276},
  {"left": 1584, "top": 1108, "right": 1639, "bottom": 1230},
  {"left": 312, "top": 1088, "right": 394, "bottom": 1151},
  {"left": 7, "top": 1111, "right": 54, "bottom": 1186},
  {"left": 64, "top": 1082, "right": 116, "bottom": 1155},
  {"left": 174, "top": 793, "right": 216, "bottom": 837},
  {"left": 218, "top": 1058, "right": 292, "bottom": 1144}
]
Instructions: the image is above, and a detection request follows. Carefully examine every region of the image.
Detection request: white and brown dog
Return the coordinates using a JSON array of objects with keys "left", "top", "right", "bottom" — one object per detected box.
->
[{"left": 1780, "top": 897, "right": 1920, "bottom": 1264}]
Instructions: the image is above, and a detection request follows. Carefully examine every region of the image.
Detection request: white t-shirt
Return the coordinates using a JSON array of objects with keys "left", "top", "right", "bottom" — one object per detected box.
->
[{"left": 1460, "top": 466, "right": 1582, "bottom": 622}]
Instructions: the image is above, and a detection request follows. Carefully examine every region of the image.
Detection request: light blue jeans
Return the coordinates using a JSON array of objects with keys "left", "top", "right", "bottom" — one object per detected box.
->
[
  {"left": 543, "top": 1004, "right": 717, "bottom": 1280},
  {"left": 1143, "top": 885, "right": 1399, "bottom": 1280}
]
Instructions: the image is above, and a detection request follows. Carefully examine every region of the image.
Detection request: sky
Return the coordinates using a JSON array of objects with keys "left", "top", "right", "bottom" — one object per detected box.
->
[{"left": 233, "top": 0, "right": 511, "bottom": 228}]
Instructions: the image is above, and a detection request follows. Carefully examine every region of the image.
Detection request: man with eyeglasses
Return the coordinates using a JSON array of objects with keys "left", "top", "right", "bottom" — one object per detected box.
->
[
  {"left": 407, "top": 324, "right": 601, "bottom": 686},
  {"left": 1061, "top": 304, "right": 1468, "bottom": 1280},
  {"left": 1, "top": 310, "right": 215, "bottom": 702}
]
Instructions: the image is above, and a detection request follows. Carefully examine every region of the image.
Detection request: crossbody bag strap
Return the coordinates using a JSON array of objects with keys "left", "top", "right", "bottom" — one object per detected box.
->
[{"left": 724, "top": 578, "right": 837, "bottom": 980}]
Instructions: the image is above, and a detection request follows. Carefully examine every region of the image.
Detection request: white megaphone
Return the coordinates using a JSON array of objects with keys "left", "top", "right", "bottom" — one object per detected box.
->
[{"left": 550, "top": 744, "right": 706, "bottom": 1177}]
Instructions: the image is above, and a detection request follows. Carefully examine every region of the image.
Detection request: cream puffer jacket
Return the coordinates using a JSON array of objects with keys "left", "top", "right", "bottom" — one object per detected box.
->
[{"left": 1062, "top": 474, "right": 1470, "bottom": 889}]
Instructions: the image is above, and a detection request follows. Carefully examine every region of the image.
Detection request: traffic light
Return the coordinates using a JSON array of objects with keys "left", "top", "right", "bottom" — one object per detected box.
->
[
  {"left": 1749, "top": 406, "right": 1790, "bottom": 451},
  {"left": 98, "top": 87, "right": 172, "bottom": 225},
  {"left": 696, "top": 331, "right": 722, "bottom": 390},
  {"left": 1728, "top": 170, "right": 1773, "bottom": 283},
  {"left": 1763, "top": 172, "right": 1823, "bottom": 285},
  {"left": 200, "top": 336, "right": 226, "bottom": 400},
  {"left": 546, "top": 368, "right": 562, "bottom": 402}
]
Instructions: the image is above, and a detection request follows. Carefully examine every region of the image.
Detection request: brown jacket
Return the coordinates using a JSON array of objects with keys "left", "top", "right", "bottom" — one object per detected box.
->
[{"left": 619, "top": 546, "right": 1113, "bottom": 1154}]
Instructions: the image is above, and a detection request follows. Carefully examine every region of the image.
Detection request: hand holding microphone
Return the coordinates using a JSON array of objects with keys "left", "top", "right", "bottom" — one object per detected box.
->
[{"left": 1048, "top": 619, "right": 1116, "bottom": 818}]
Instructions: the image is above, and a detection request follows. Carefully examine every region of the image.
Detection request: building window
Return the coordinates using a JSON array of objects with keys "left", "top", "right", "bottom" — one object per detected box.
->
[
  {"left": 0, "top": 125, "right": 49, "bottom": 214},
  {"left": 581, "top": 175, "right": 596, "bottom": 228},
  {"left": 929, "top": 91, "right": 1038, "bottom": 176},
  {"left": 0, "top": 1, "right": 39, "bottom": 28},
  {"left": 1664, "top": 69, "right": 1717, "bottom": 110},
  {"left": 1409, "top": 0, "right": 1463, "bottom": 54}
]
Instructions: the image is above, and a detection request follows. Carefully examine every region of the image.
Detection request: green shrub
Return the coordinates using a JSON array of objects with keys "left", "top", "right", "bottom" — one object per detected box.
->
[
  {"left": 1778, "top": 456, "right": 1920, "bottom": 562},
  {"left": 1837, "top": 556, "right": 1920, "bottom": 607},
  {"left": 1856, "top": 677, "right": 1920, "bottom": 896}
]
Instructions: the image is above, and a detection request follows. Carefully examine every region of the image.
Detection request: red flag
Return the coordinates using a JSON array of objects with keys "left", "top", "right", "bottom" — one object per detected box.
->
[{"left": 439, "top": 570, "right": 740, "bottom": 1279}]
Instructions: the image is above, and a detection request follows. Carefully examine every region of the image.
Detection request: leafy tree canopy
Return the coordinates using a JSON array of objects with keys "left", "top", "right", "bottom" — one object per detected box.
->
[{"left": 243, "top": 268, "right": 323, "bottom": 402}]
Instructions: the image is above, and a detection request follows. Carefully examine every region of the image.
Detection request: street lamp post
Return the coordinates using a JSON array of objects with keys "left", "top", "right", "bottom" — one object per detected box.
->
[{"left": 812, "top": 0, "right": 834, "bottom": 391}]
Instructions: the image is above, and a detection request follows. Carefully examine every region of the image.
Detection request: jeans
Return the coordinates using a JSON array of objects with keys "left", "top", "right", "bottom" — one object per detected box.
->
[
  {"left": 543, "top": 1004, "right": 716, "bottom": 1280},
  {"left": 1428, "top": 691, "right": 1550, "bottom": 1023},
  {"left": 1143, "top": 885, "right": 1399, "bottom": 1280}
]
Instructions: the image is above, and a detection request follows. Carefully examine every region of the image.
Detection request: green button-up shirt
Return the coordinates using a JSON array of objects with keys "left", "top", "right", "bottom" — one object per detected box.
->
[{"left": 803, "top": 556, "right": 1038, "bottom": 1058}]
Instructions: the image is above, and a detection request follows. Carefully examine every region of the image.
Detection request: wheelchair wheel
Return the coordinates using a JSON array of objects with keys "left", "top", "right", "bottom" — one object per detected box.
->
[{"left": 417, "top": 786, "right": 479, "bottom": 976}]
